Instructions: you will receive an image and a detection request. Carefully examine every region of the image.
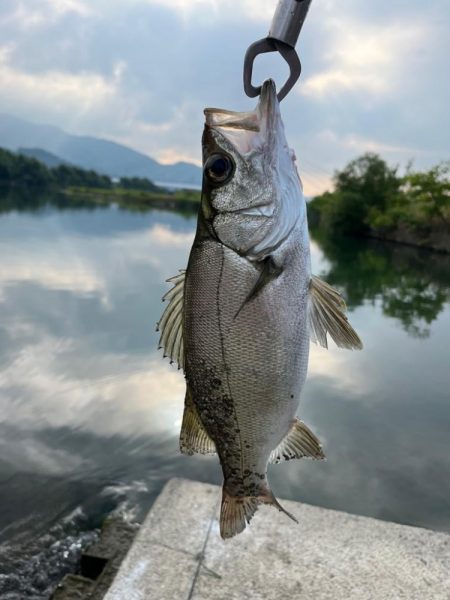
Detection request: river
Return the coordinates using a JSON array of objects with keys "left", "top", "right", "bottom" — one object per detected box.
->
[{"left": 0, "top": 190, "right": 449, "bottom": 599}]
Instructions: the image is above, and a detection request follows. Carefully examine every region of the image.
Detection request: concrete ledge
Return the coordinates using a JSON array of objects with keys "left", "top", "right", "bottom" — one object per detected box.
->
[
  {"left": 51, "top": 517, "right": 138, "bottom": 600},
  {"left": 104, "top": 478, "right": 450, "bottom": 600}
]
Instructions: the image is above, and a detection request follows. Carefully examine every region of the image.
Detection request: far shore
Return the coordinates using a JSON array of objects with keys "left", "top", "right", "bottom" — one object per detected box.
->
[{"left": 63, "top": 185, "right": 201, "bottom": 212}]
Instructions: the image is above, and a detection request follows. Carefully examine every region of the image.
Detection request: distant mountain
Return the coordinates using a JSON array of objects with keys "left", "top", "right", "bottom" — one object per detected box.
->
[
  {"left": 0, "top": 114, "right": 202, "bottom": 186},
  {"left": 18, "top": 147, "right": 70, "bottom": 168}
]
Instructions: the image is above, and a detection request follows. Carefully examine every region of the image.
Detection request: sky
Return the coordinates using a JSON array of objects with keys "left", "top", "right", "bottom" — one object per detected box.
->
[{"left": 0, "top": 0, "right": 449, "bottom": 195}]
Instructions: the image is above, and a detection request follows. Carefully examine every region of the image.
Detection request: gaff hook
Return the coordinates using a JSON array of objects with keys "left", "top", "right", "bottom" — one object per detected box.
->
[{"left": 243, "top": 0, "right": 313, "bottom": 102}]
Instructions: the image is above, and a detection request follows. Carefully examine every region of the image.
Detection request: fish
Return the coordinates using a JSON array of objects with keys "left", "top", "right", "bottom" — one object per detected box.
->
[{"left": 157, "top": 79, "right": 362, "bottom": 539}]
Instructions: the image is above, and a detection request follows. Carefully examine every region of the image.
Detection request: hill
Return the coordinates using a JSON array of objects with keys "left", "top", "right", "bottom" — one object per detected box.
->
[
  {"left": 18, "top": 147, "right": 70, "bottom": 168},
  {"left": 0, "top": 114, "right": 201, "bottom": 186}
]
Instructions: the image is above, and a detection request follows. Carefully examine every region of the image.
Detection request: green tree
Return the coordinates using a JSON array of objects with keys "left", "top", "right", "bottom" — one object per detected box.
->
[
  {"left": 0, "top": 148, "right": 14, "bottom": 182},
  {"left": 402, "top": 162, "right": 450, "bottom": 226},
  {"left": 308, "top": 153, "right": 404, "bottom": 236},
  {"left": 335, "top": 153, "right": 400, "bottom": 211},
  {"left": 14, "top": 153, "right": 52, "bottom": 187},
  {"left": 119, "top": 177, "right": 160, "bottom": 192}
]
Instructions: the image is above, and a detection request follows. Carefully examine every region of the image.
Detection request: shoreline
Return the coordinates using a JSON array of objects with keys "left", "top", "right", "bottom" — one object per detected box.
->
[
  {"left": 365, "top": 226, "right": 449, "bottom": 255},
  {"left": 310, "top": 225, "right": 449, "bottom": 255},
  {"left": 62, "top": 186, "right": 201, "bottom": 211}
]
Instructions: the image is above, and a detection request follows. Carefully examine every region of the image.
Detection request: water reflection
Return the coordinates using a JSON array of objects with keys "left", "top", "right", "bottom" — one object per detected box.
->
[
  {"left": 0, "top": 191, "right": 449, "bottom": 597},
  {"left": 0, "top": 187, "right": 198, "bottom": 218},
  {"left": 311, "top": 231, "right": 450, "bottom": 338}
]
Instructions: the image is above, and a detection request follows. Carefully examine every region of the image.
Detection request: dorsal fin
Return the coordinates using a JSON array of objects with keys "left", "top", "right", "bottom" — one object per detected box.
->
[
  {"left": 308, "top": 276, "right": 363, "bottom": 350},
  {"left": 156, "top": 270, "right": 185, "bottom": 369},
  {"left": 270, "top": 418, "right": 325, "bottom": 464}
]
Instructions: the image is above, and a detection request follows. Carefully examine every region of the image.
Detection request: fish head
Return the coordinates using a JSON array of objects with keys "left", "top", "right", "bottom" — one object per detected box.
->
[{"left": 201, "top": 79, "right": 305, "bottom": 259}]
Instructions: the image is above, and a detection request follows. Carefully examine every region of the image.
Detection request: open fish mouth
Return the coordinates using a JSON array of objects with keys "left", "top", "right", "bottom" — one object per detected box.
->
[{"left": 204, "top": 79, "right": 279, "bottom": 155}]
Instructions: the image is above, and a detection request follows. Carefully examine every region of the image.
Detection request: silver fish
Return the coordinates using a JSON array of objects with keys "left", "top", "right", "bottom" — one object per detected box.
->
[{"left": 157, "top": 80, "right": 362, "bottom": 539}]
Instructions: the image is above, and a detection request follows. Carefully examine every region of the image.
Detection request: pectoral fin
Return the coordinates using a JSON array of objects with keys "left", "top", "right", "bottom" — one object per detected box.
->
[
  {"left": 308, "top": 275, "right": 363, "bottom": 350},
  {"left": 156, "top": 270, "right": 185, "bottom": 369},
  {"left": 235, "top": 256, "right": 282, "bottom": 319},
  {"left": 179, "top": 389, "right": 216, "bottom": 456},
  {"left": 270, "top": 418, "right": 325, "bottom": 464}
]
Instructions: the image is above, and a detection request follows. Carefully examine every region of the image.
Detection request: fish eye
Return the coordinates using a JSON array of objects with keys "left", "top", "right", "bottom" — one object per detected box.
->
[{"left": 204, "top": 153, "right": 234, "bottom": 185}]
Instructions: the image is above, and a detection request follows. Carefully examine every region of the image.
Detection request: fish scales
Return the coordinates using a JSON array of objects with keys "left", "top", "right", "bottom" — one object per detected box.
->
[
  {"left": 184, "top": 235, "right": 309, "bottom": 486},
  {"left": 157, "top": 79, "right": 363, "bottom": 538}
]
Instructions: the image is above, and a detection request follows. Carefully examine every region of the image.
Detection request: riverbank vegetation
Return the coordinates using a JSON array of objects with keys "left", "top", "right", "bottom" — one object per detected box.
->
[
  {"left": 2, "top": 147, "right": 449, "bottom": 251},
  {"left": 308, "top": 154, "right": 450, "bottom": 253},
  {"left": 0, "top": 147, "right": 201, "bottom": 209}
]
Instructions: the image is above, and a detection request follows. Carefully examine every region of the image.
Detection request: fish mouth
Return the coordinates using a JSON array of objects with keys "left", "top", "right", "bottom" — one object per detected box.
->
[{"left": 204, "top": 79, "right": 279, "bottom": 154}]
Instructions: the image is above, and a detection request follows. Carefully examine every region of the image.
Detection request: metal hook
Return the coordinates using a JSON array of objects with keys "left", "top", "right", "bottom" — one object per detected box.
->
[
  {"left": 243, "top": 38, "right": 301, "bottom": 102},
  {"left": 243, "top": 0, "right": 312, "bottom": 102}
]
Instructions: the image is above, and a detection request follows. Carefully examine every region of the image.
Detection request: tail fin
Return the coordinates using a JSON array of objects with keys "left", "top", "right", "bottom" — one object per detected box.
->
[{"left": 220, "top": 486, "right": 298, "bottom": 539}]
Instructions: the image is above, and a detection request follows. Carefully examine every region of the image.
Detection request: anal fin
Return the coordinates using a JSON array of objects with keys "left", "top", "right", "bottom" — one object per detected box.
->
[
  {"left": 179, "top": 389, "right": 216, "bottom": 456},
  {"left": 270, "top": 418, "right": 325, "bottom": 464}
]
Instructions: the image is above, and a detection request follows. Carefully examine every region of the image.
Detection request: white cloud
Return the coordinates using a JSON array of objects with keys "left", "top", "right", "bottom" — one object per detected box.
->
[
  {"left": 316, "top": 129, "right": 417, "bottom": 157},
  {"left": 113, "top": 101, "right": 203, "bottom": 165},
  {"left": 0, "top": 0, "right": 448, "bottom": 188},
  {"left": 0, "top": 0, "right": 94, "bottom": 31},
  {"left": 45, "top": 0, "right": 94, "bottom": 17},
  {"left": 131, "top": 0, "right": 274, "bottom": 21},
  {"left": 301, "top": 19, "right": 427, "bottom": 98},
  {"left": 340, "top": 133, "right": 417, "bottom": 156},
  {"left": 0, "top": 45, "right": 123, "bottom": 118}
]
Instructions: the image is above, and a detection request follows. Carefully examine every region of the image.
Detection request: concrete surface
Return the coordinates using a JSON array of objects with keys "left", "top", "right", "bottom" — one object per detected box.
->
[{"left": 104, "top": 478, "right": 450, "bottom": 600}]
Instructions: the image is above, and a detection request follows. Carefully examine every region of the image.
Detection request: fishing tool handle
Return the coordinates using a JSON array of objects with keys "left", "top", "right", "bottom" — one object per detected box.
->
[{"left": 268, "top": 0, "right": 313, "bottom": 49}]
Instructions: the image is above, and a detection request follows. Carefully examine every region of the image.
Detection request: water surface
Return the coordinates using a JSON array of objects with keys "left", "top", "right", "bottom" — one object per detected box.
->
[{"left": 0, "top": 191, "right": 449, "bottom": 598}]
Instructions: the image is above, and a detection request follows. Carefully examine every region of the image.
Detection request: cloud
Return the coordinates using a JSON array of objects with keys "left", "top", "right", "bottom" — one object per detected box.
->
[
  {"left": 45, "top": 0, "right": 93, "bottom": 17},
  {"left": 0, "top": 0, "right": 448, "bottom": 196},
  {"left": 0, "top": 0, "right": 94, "bottom": 32},
  {"left": 0, "top": 45, "right": 125, "bottom": 122},
  {"left": 301, "top": 18, "right": 427, "bottom": 98},
  {"left": 129, "top": 0, "right": 275, "bottom": 21},
  {"left": 314, "top": 129, "right": 418, "bottom": 158}
]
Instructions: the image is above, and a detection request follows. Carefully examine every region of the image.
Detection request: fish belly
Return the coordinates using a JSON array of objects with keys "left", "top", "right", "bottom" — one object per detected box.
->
[{"left": 184, "top": 235, "right": 310, "bottom": 493}]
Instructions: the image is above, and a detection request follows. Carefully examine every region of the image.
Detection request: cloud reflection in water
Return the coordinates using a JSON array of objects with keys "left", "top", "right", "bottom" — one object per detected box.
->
[{"left": 0, "top": 201, "right": 449, "bottom": 560}]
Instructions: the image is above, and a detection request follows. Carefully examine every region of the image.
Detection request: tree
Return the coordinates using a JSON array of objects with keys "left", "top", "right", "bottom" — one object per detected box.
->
[
  {"left": 402, "top": 162, "right": 450, "bottom": 226},
  {"left": 8, "top": 150, "right": 52, "bottom": 187},
  {"left": 119, "top": 177, "right": 160, "bottom": 192},
  {"left": 334, "top": 153, "right": 400, "bottom": 214}
]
